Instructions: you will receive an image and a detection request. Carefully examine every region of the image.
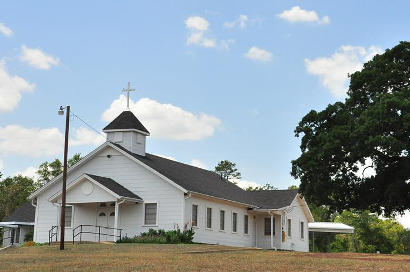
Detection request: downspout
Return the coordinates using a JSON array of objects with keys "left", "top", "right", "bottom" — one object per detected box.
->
[
  {"left": 183, "top": 192, "right": 192, "bottom": 230},
  {"left": 31, "top": 198, "right": 38, "bottom": 242}
]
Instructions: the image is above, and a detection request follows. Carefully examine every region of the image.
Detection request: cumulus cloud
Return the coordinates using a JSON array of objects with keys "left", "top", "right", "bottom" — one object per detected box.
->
[
  {"left": 0, "top": 125, "right": 63, "bottom": 157},
  {"left": 13, "top": 166, "right": 39, "bottom": 179},
  {"left": 185, "top": 16, "right": 215, "bottom": 48},
  {"left": 305, "top": 45, "right": 383, "bottom": 97},
  {"left": 70, "top": 127, "right": 105, "bottom": 146},
  {"left": 153, "top": 154, "right": 177, "bottom": 161},
  {"left": 235, "top": 179, "right": 262, "bottom": 190},
  {"left": 185, "top": 16, "right": 233, "bottom": 50},
  {"left": 190, "top": 159, "right": 207, "bottom": 169},
  {"left": 102, "top": 95, "right": 221, "bottom": 141},
  {"left": 244, "top": 46, "right": 273, "bottom": 62},
  {"left": 0, "top": 125, "right": 105, "bottom": 157},
  {"left": 20, "top": 45, "right": 59, "bottom": 70},
  {"left": 224, "top": 15, "right": 249, "bottom": 29},
  {"left": 278, "top": 6, "right": 330, "bottom": 24},
  {"left": 0, "top": 60, "right": 35, "bottom": 113},
  {"left": 0, "top": 23, "right": 13, "bottom": 37}
]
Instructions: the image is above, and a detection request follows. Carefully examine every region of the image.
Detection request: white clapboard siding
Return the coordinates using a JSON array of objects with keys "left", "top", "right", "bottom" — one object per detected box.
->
[
  {"left": 184, "top": 195, "right": 256, "bottom": 248},
  {"left": 34, "top": 146, "right": 185, "bottom": 243}
]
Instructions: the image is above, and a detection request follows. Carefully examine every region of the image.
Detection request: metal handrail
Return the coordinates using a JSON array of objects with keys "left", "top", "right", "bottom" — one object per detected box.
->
[
  {"left": 72, "top": 224, "right": 123, "bottom": 244},
  {"left": 48, "top": 226, "right": 58, "bottom": 245},
  {"left": 1, "top": 229, "right": 13, "bottom": 245}
]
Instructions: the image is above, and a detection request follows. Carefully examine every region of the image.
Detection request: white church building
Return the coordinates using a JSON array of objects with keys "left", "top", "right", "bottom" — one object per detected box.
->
[{"left": 6, "top": 110, "right": 315, "bottom": 251}]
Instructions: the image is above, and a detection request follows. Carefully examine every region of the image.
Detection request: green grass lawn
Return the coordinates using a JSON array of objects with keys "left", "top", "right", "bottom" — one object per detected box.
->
[{"left": 1, "top": 243, "right": 409, "bottom": 272}]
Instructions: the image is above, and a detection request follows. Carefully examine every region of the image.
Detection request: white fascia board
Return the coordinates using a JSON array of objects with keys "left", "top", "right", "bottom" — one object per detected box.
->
[
  {"left": 103, "top": 128, "right": 150, "bottom": 136},
  {"left": 29, "top": 142, "right": 111, "bottom": 199},
  {"left": 48, "top": 173, "right": 123, "bottom": 203},
  {"left": 296, "top": 194, "right": 315, "bottom": 223},
  {"left": 108, "top": 142, "right": 188, "bottom": 194}
]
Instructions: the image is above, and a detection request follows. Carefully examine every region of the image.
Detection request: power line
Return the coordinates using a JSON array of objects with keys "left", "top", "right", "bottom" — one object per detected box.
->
[{"left": 70, "top": 111, "right": 106, "bottom": 138}]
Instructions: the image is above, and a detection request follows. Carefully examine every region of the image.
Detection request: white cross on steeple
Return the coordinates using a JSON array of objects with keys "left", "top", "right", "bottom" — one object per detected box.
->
[{"left": 122, "top": 81, "right": 135, "bottom": 109}]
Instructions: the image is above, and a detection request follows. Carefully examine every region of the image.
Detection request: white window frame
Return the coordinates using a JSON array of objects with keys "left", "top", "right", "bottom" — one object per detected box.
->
[
  {"left": 143, "top": 201, "right": 158, "bottom": 227},
  {"left": 191, "top": 204, "right": 199, "bottom": 228},
  {"left": 61, "top": 204, "right": 74, "bottom": 229},
  {"left": 287, "top": 218, "right": 292, "bottom": 238},
  {"left": 219, "top": 209, "right": 225, "bottom": 232},
  {"left": 300, "top": 220, "right": 305, "bottom": 240},
  {"left": 231, "top": 212, "right": 238, "bottom": 233},
  {"left": 264, "top": 216, "right": 275, "bottom": 236},
  {"left": 205, "top": 206, "right": 212, "bottom": 230},
  {"left": 244, "top": 214, "right": 249, "bottom": 235}
]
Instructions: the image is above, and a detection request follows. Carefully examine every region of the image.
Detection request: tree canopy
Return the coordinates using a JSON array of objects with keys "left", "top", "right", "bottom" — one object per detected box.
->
[
  {"left": 291, "top": 41, "right": 410, "bottom": 216},
  {"left": 214, "top": 160, "right": 241, "bottom": 182},
  {"left": 36, "top": 153, "right": 82, "bottom": 183}
]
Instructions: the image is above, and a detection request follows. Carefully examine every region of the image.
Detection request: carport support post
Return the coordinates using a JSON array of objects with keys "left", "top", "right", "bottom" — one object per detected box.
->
[
  {"left": 270, "top": 212, "right": 274, "bottom": 249},
  {"left": 114, "top": 201, "right": 119, "bottom": 242}
]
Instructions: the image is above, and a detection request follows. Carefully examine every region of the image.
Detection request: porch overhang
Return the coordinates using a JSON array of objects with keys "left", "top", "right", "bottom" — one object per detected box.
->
[{"left": 49, "top": 173, "right": 143, "bottom": 204}]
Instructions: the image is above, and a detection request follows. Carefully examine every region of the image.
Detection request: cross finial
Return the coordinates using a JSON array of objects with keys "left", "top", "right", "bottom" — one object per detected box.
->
[{"left": 122, "top": 81, "right": 135, "bottom": 109}]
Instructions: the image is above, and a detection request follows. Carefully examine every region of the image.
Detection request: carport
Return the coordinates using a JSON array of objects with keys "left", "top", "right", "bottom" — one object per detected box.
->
[{"left": 308, "top": 222, "right": 354, "bottom": 252}]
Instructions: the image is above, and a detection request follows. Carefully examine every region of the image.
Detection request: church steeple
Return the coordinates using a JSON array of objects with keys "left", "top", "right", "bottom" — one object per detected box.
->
[
  {"left": 103, "top": 111, "right": 150, "bottom": 156},
  {"left": 103, "top": 83, "right": 149, "bottom": 155}
]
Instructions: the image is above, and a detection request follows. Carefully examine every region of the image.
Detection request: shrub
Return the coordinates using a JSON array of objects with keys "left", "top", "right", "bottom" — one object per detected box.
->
[{"left": 117, "top": 228, "right": 194, "bottom": 244}]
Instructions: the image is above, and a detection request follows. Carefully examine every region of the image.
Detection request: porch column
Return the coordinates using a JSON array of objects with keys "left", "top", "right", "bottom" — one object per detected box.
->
[
  {"left": 114, "top": 201, "right": 119, "bottom": 242},
  {"left": 279, "top": 211, "right": 283, "bottom": 250},
  {"left": 270, "top": 213, "right": 274, "bottom": 249}
]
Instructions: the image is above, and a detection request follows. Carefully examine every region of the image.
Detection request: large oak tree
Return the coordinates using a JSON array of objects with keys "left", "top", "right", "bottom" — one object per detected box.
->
[{"left": 291, "top": 41, "right": 410, "bottom": 216}]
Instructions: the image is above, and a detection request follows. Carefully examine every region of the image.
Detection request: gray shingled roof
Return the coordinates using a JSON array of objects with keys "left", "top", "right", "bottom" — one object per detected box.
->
[
  {"left": 112, "top": 143, "right": 298, "bottom": 208},
  {"left": 2, "top": 201, "right": 35, "bottom": 223},
  {"left": 86, "top": 174, "right": 142, "bottom": 200},
  {"left": 245, "top": 189, "right": 298, "bottom": 209},
  {"left": 103, "top": 111, "right": 150, "bottom": 134}
]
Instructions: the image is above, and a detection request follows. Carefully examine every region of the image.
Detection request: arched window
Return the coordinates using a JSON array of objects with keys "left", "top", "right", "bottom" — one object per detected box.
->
[
  {"left": 110, "top": 212, "right": 115, "bottom": 216},
  {"left": 99, "top": 212, "right": 106, "bottom": 217}
]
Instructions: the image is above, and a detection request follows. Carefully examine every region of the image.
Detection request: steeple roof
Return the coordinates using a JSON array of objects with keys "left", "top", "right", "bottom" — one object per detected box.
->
[{"left": 103, "top": 111, "right": 150, "bottom": 135}]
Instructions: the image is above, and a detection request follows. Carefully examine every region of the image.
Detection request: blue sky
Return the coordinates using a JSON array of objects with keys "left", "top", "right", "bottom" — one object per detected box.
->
[{"left": 0, "top": 1, "right": 409, "bottom": 200}]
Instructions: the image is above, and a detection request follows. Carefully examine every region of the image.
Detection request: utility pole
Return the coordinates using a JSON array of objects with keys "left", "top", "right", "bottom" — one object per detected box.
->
[{"left": 58, "top": 105, "right": 70, "bottom": 250}]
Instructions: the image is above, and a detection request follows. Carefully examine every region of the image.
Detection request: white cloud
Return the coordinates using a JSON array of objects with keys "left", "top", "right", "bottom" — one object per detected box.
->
[
  {"left": 396, "top": 210, "right": 410, "bottom": 229},
  {"left": 102, "top": 95, "right": 221, "bottom": 141},
  {"left": 70, "top": 127, "right": 105, "bottom": 147},
  {"left": 185, "top": 16, "right": 216, "bottom": 48},
  {"left": 224, "top": 15, "right": 249, "bottom": 29},
  {"left": 244, "top": 46, "right": 273, "bottom": 62},
  {"left": 0, "top": 125, "right": 63, "bottom": 157},
  {"left": 185, "top": 16, "right": 232, "bottom": 49},
  {"left": 305, "top": 45, "right": 383, "bottom": 97},
  {"left": 0, "top": 125, "right": 105, "bottom": 157},
  {"left": 13, "top": 166, "right": 38, "bottom": 180},
  {"left": 0, "top": 160, "right": 3, "bottom": 172},
  {"left": 0, "top": 60, "right": 35, "bottom": 113},
  {"left": 190, "top": 159, "right": 207, "bottom": 169},
  {"left": 0, "top": 23, "right": 13, "bottom": 37},
  {"left": 278, "top": 6, "right": 330, "bottom": 24},
  {"left": 235, "top": 179, "right": 262, "bottom": 190},
  {"left": 20, "top": 45, "right": 59, "bottom": 70},
  {"left": 185, "top": 16, "right": 210, "bottom": 31},
  {"left": 154, "top": 154, "right": 176, "bottom": 161}
]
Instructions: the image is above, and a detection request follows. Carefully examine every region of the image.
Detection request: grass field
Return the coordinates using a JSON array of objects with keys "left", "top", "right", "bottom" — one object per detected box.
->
[{"left": 1, "top": 243, "right": 409, "bottom": 272}]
